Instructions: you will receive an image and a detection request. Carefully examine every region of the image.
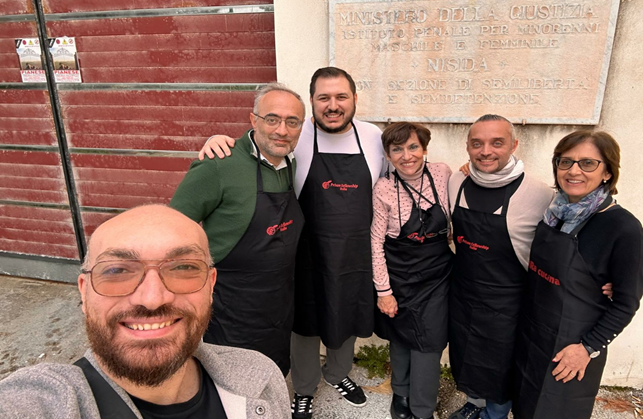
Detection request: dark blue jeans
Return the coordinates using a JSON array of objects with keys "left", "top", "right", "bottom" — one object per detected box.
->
[
  {"left": 467, "top": 395, "right": 512, "bottom": 419},
  {"left": 480, "top": 400, "right": 512, "bottom": 419}
]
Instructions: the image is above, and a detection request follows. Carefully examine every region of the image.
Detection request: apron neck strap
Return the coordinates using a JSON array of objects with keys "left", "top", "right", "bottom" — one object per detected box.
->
[
  {"left": 74, "top": 357, "right": 138, "bottom": 419},
  {"left": 285, "top": 155, "right": 294, "bottom": 190},
  {"left": 313, "top": 121, "right": 362, "bottom": 154},
  {"left": 455, "top": 176, "right": 469, "bottom": 207},
  {"left": 395, "top": 170, "right": 424, "bottom": 229},
  {"left": 498, "top": 173, "right": 524, "bottom": 216},
  {"left": 456, "top": 173, "right": 524, "bottom": 216},
  {"left": 251, "top": 136, "right": 265, "bottom": 193},
  {"left": 251, "top": 136, "right": 294, "bottom": 193},
  {"left": 394, "top": 164, "right": 440, "bottom": 231},
  {"left": 395, "top": 164, "right": 438, "bottom": 205}
]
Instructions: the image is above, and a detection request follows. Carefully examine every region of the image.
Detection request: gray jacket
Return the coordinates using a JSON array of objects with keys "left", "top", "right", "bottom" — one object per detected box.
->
[{"left": 0, "top": 343, "right": 290, "bottom": 419}]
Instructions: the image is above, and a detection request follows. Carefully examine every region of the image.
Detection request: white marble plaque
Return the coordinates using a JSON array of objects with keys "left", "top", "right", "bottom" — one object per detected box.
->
[{"left": 330, "top": 0, "right": 619, "bottom": 124}]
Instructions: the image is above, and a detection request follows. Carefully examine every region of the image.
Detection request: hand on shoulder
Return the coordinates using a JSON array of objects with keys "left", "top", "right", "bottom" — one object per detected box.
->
[{"left": 199, "top": 135, "right": 237, "bottom": 161}]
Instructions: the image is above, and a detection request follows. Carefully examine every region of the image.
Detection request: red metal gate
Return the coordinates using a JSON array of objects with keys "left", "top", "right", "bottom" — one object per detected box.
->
[{"left": 0, "top": 0, "right": 276, "bottom": 281}]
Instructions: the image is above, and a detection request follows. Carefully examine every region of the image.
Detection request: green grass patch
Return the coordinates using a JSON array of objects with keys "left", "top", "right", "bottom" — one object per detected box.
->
[
  {"left": 440, "top": 364, "right": 454, "bottom": 381},
  {"left": 355, "top": 344, "right": 391, "bottom": 379}
]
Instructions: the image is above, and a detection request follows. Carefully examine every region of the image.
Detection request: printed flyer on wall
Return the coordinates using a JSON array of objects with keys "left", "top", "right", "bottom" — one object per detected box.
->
[
  {"left": 15, "top": 38, "right": 45, "bottom": 82},
  {"left": 49, "top": 36, "right": 82, "bottom": 83}
]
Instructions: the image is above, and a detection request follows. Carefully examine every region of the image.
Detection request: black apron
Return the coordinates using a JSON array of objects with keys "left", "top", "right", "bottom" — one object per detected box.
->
[
  {"left": 374, "top": 165, "right": 452, "bottom": 353},
  {"left": 74, "top": 357, "right": 138, "bottom": 419},
  {"left": 292, "top": 122, "right": 374, "bottom": 349},
  {"left": 513, "top": 199, "right": 613, "bottom": 419},
  {"left": 205, "top": 139, "right": 304, "bottom": 375},
  {"left": 449, "top": 175, "right": 526, "bottom": 403}
]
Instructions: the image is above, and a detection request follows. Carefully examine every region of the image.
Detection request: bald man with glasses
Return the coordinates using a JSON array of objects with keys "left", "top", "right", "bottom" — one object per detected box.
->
[{"left": 0, "top": 205, "right": 289, "bottom": 419}]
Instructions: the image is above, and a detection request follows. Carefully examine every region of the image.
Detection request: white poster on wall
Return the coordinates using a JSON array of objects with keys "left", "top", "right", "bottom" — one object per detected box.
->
[
  {"left": 49, "top": 36, "right": 82, "bottom": 83},
  {"left": 15, "top": 38, "right": 46, "bottom": 83}
]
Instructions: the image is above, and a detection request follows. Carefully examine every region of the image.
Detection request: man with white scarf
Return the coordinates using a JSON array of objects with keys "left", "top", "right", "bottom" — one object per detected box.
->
[{"left": 447, "top": 114, "right": 554, "bottom": 419}]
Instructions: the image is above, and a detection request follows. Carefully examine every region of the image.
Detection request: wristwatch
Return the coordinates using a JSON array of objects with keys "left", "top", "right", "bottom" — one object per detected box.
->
[{"left": 581, "top": 340, "right": 601, "bottom": 358}]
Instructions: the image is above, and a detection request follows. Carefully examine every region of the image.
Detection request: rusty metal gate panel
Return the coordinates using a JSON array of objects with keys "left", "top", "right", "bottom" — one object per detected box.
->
[{"left": 0, "top": 0, "right": 276, "bottom": 282}]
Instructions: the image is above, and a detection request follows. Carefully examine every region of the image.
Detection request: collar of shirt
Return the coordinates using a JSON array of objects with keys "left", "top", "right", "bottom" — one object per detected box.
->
[{"left": 249, "top": 130, "right": 293, "bottom": 171}]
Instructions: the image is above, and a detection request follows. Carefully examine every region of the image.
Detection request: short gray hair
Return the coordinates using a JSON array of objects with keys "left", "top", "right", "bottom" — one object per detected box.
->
[
  {"left": 468, "top": 114, "right": 516, "bottom": 140},
  {"left": 253, "top": 82, "right": 306, "bottom": 119}
]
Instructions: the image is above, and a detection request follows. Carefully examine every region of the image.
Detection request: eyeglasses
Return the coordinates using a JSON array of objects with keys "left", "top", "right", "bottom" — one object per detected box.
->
[
  {"left": 252, "top": 113, "right": 303, "bottom": 129},
  {"left": 81, "top": 259, "right": 213, "bottom": 297},
  {"left": 554, "top": 157, "right": 603, "bottom": 173}
]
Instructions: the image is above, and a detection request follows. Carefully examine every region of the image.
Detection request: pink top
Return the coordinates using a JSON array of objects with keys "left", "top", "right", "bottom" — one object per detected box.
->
[{"left": 371, "top": 162, "right": 452, "bottom": 296}]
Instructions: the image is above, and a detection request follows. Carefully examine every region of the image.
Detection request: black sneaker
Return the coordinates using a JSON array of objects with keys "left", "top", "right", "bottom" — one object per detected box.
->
[
  {"left": 291, "top": 393, "right": 313, "bottom": 419},
  {"left": 325, "top": 376, "right": 367, "bottom": 407},
  {"left": 448, "top": 402, "right": 483, "bottom": 419}
]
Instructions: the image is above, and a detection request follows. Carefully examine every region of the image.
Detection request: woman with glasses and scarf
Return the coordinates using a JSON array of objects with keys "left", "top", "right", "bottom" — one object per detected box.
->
[
  {"left": 513, "top": 130, "right": 643, "bottom": 419},
  {"left": 371, "top": 122, "right": 453, "bottom": 419}
]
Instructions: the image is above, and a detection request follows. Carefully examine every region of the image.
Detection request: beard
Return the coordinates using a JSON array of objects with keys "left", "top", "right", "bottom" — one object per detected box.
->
[
  {"left": 313, "top": 106, "right": 356, "bottom": 134},
  {"left": 85, "top": 303, "right": 210, "bottom": 387},
  {"left": 264, "top": 135, "right": 295, "bottom": 158}
]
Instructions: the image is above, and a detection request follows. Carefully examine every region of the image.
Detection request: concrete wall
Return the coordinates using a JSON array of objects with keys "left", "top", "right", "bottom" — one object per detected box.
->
[{"left": 274, "top": 0, "right": 643, "bottom": 387}]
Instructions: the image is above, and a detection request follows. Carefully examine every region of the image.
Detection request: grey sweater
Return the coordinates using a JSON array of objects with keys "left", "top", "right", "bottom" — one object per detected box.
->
[{"left": 0, "top": 342, "right": 290, "bottom": 419}]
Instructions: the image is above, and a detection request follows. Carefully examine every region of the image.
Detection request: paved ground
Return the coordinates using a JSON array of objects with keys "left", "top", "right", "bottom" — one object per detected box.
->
[{"left": 0, "top": 275, "right": 640, "bottom": 418}]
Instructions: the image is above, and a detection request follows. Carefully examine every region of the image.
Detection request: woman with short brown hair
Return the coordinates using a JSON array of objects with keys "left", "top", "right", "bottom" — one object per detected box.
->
[{"left": 371, "top": 122, "right": 452, "bottom": 419}]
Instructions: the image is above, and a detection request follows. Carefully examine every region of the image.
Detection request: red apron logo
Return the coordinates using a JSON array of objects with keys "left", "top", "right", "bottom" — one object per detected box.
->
[
  {"left": 529, "top": 260, "right": 560, "bottom": 286},
  {"left": 456, "top": 235, "right": 489, "bottom": 251},
  {"left": 266, "top": 219, "right": 294, "bottom": 236},
  {"left": 407, "top": 232, "right": 438, "bottom": 243},
  {"left": 322, "top": 179, "right": 359, "bottom": 192}
]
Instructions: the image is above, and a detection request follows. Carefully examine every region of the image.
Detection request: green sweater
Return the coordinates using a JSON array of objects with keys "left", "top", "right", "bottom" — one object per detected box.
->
[{"left": 170, "top": 130, "right": 296, "bottom": 263}]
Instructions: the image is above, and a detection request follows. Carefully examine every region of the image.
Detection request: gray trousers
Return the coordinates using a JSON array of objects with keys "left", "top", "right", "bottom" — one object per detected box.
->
[
  {"left": 390, "top": 341, "right": 441, "bottom": 418},
  {"left": 290, "top": 332, "right": 357, "bottom": 396}
]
